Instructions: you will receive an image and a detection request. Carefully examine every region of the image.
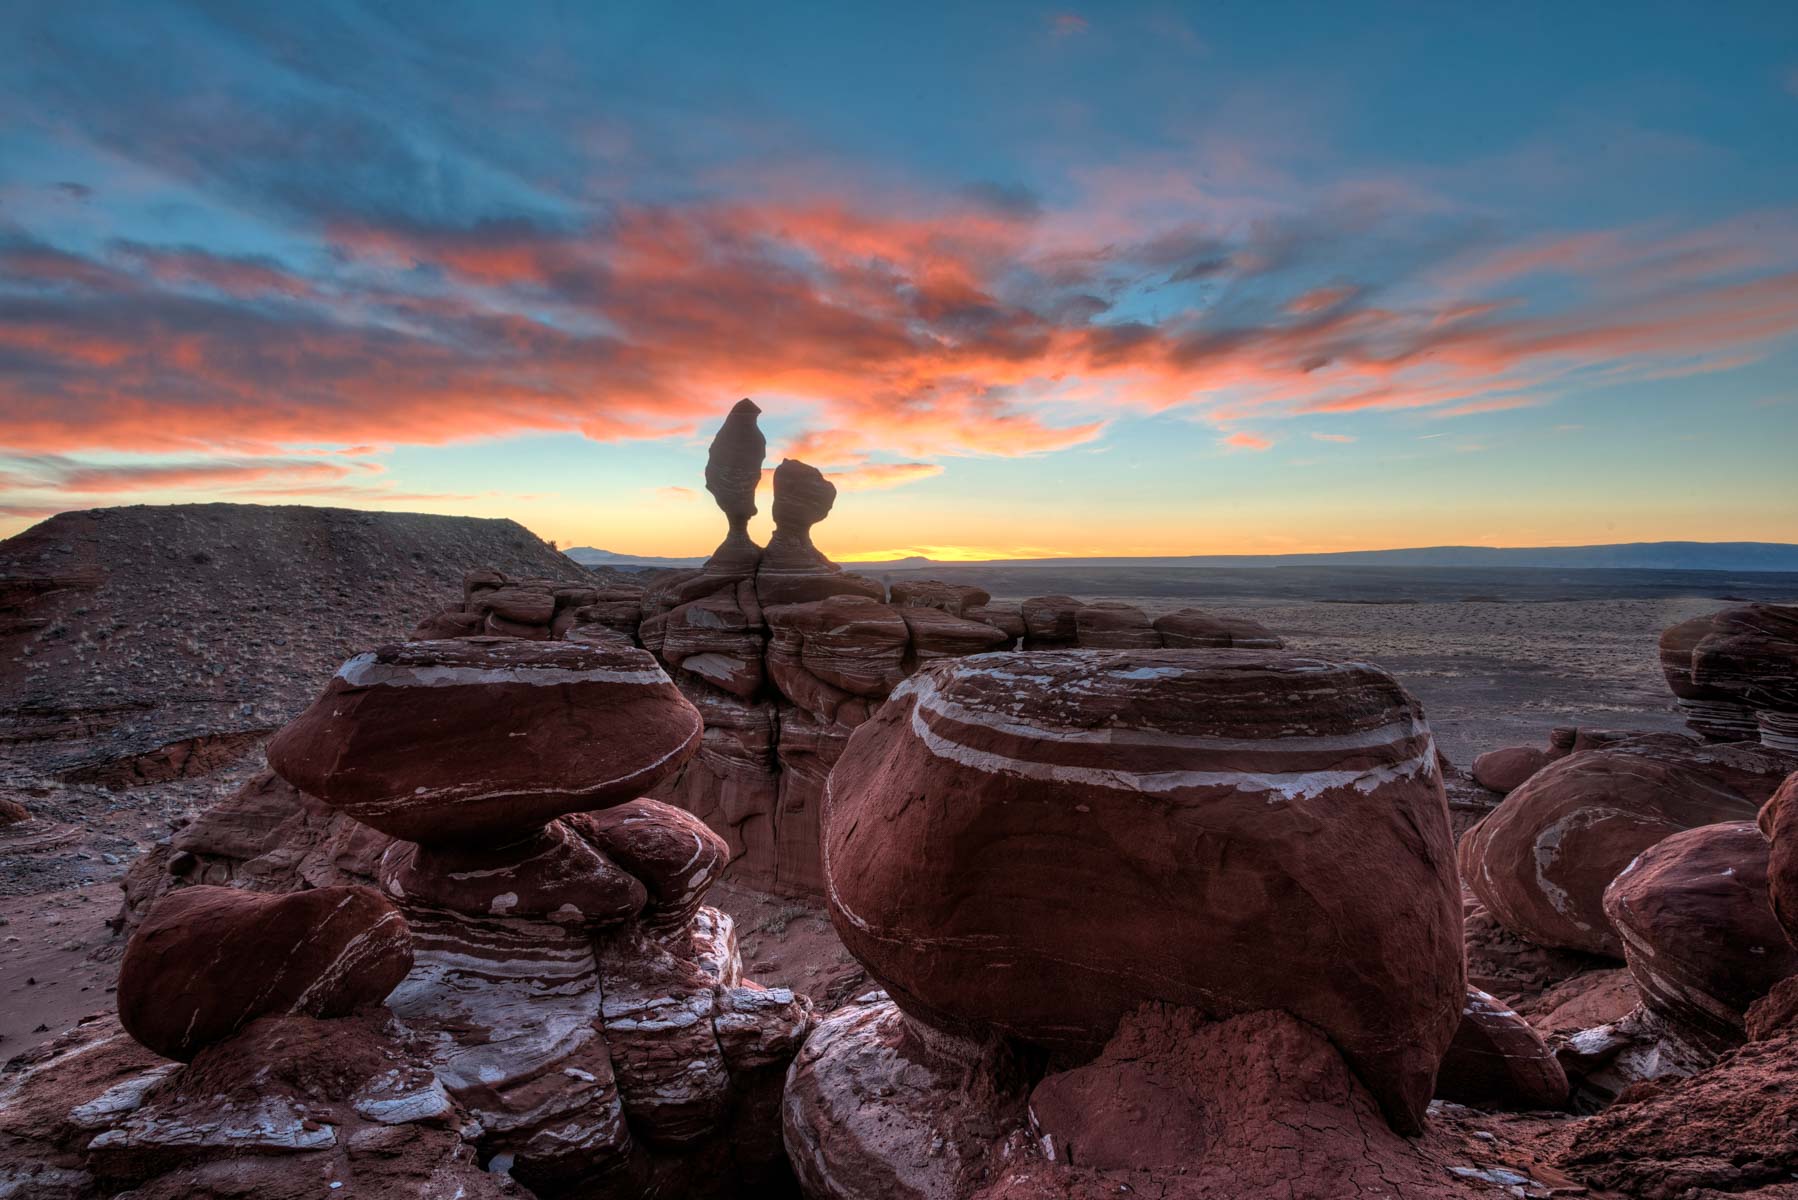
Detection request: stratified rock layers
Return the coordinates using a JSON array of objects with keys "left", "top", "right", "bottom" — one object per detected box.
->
[{"left": 822, "top": 649, "right": 1463, "bottom": 1133}]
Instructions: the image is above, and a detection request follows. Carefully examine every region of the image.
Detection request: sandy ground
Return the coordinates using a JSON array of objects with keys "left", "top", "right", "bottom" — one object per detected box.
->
[{"left": 0, "top": 593, "right": 1746, "bottom": 1062}]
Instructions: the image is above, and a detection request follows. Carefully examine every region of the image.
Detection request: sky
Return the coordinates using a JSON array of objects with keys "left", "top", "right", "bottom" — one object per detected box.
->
[{"left": 1, "top": 2, "right": 1796, "bottom": 561}]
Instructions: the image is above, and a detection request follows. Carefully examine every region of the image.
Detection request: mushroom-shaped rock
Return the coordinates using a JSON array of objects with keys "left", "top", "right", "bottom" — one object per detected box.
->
[
  {"left": 1763, "top": 771, "right": 1798, "bottom": 945},
  {"left": 1459, "top": 740, "right": 1794, "bottom": 955},
  {"left": 1604, "top": 820, "right": 1798, "bottom": 1050},
  {"left": 267, "top": 638, "right": 702, "bottom": 843},
  {"left": 822, "top": 649, "right": 1463, "bottom": 1133},
  {"left": 1152, "top": 608, "right": 1284, "bottom": 649},
  {"left": 118, "top": 884, "right": 411, "bottom": 1061},
  {"left": 1072, "top": 600, "right": 1160, "bottom": 648},
  {"left": 755, "top": 459, "right": 885, "bottom": 606},
  {"left": 1018, "top": 594, "right": 1084, "bottom": 645},
  {"left": 704, "top": 398, "right": 768, "bottom": 571},
  {"left": 1435, "top": 987, "right": 1569, "bottom": 1110}
]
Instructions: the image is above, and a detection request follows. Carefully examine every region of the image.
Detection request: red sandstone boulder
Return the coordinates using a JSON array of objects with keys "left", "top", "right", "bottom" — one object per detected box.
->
[
  {"left": 991, "top": 1005, "right": 1498, "bottom": 1200},
  {"left": 764, "top": 595, "right": 909, "bottom": 721},
  {"left": 1604, "top": 820, "right": 1798, "bottom": 1050},
  {"left": 1470, "top": 745, "right": 1553, "bottom": 794},
  {"left": 1018, "top": 595, "right": 1083, "bottom": 645},
  {"left": 823, "top": 649, "right": 1463, "bottom": 1133},
  {"left": 1152, "top": 608, "right": 1284, "bottom": 649},
  {"left": 1435, "top": 987, "right": 1568, "bottom": 1110},
  {"left": 1459, "top": 739, "right": 1795, "bottom": 955},
  {"left": 889, "top": 579, "right": 991, "bottom": 617},
  {"left": 267, "top": 638, "right": 702, "bottom": 843},
  {"left": 568, "top": 797, "right": 730, "bottom": 934},
  {"left": 965, "top": 602, "right": 1025, "bottom": 641},
  {"left": 1072, "top": 600, "right": 1159, "bottom": 648},
  {"left": 379, "top": 819, "right": 648, "bottom": 927},
  {"left": 118, "top": 885, "right": 411, "bottom": 1061},
  {"left": 899, "top": 606, "right": 1011, "bottom": 663},
  {"left": 1761, "top": 771, "right": 1798, "bottom": 946},
  {"left": 1661, "top": 604, "right": 1798, "bottom": 744},
  {"left": 661, "top": 583, "right": 767, "bottom": 697},
  {"left": 0, "top": 795, "right": 27, "bottom": 826},
  {"left": 782, "top": 993, "right": 1028, "bottom": 1200}
]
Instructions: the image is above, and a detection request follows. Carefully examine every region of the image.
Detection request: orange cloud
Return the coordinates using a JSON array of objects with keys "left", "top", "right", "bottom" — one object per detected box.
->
[{"left": 1223, "top": 431, "right": 1273, "bottom": 451}]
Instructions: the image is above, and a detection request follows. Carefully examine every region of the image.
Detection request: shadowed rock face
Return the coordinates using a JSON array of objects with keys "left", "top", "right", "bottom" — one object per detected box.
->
[
  {"left": 821, "top": 648, "right": 1464, "bottom": 1135},
  {"left": 1458, "top": 736, "right": 1796, "bottom": 955},
  {"left": 117, "top": 884, "right": 412, "bottom": 1062},
  {"left": 74, "top": 635, "right": 815, "bottom": 1198}
]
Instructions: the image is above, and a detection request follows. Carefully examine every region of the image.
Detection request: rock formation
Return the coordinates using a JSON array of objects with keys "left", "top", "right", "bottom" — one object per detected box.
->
[
  {"left": 1760, "top": 768, "right": 1798, "bottom": 945},
  {"left": 778, "top": 649, "right": 1625, "bottom": 1198},
  {"left": 18, "top": 636, "right": 813, "bottom": 1197},
  {"left": 1603, "top": 820, "right": 1798, "bottom": 1053},
  {"left": 1458, "top": 734, "right": 1796, "bottom": 955},
  {"left": 704, "top": 398, "right": 767, "bottom": 572},
  {"left": 1660, "top": 603, "right": 1798, "bottom": 747},
  {"left": 1435, "top": 987, "right": 1568, "bottom": 1110},
  {"left": 117, "top": 883, "right": 412, "bottom": 1061}
]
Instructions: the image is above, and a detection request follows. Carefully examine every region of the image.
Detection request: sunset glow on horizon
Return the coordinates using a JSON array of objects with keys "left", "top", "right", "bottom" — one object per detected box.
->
[{"left": 2, "top": 3, "right": 1796, "bottom": 558}]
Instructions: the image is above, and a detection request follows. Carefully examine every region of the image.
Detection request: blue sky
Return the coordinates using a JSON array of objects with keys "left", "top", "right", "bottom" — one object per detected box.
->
[{"left": 1, "top": 1, "right": 1795, "bottom": 556}]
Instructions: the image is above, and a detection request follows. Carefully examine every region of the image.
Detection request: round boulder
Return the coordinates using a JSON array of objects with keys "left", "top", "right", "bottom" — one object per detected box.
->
[
  {"left": 1762, "top": 771, "right": 1798, "bottom": 946},
  {"left": 267, "top": 638, "right": 702, "bottom": 843},
  {"left": 1459, "top": 742, "right": 1789, "bottom": 956},
  {"left": 118, "top": 884, "right": 412, "bottom": 1061},
  {"left": 822, "top": 649, "right": 1463, "bottom": 1133},
  {"left": 1605, "top": 820, "right": 1798, "bottom": 1049}
]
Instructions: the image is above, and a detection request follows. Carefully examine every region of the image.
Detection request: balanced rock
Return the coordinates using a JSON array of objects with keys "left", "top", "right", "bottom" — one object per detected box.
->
[
  {"left": 1605, "top": 820, "right": 1798, "bottom": 1050},
  {"left": 1152, "top": 608, "right": 1284, "bottom": 649},
  {"left": 823, "top": 649, "right": 1463, "bottom": 1132},
  {"left": 1434, "top": 987, "right": 1568, "bottom": 1110},
  {"left": 118, "top": 884, "right": 411, "bottom": 1061},
  {"left": 1072, "top": 600, "right": 1159, "bottom": 648},
  {"left": 267, "top": 637, "right": 702, "bottom": 843},
  {"left": 567, "top": 797, "right": 731, "bottom": 934},
  {"left": 1459, "top": 737, "right": 1795, "bottom": 955},
  {"left": 704, "top": 398, "right": 768, "bottom": 571}
]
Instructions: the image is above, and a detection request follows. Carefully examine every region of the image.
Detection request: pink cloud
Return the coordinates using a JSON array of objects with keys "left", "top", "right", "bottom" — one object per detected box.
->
[{"left": 1223, "top": 431, "right": 1273, "bottom": 451}]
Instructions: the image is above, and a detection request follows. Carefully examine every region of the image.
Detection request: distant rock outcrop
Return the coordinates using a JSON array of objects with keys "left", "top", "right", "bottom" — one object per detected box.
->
[{"left": 406, "top": 403, "right": 1285, "bottom": 897}]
